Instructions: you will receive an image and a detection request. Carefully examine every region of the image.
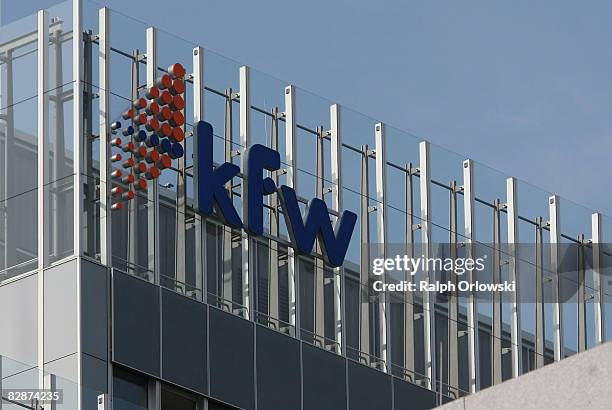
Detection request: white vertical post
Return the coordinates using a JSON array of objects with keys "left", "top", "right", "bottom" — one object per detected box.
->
[
  {"left": 193, "top": 46, "right": 205, "bottom": 301},
  {"left": 99, "top": 8, "right": 111, "bottom": 265},
  {"left": 73, "top": 0, "right": 83, "bottom": 257},
  {"left": 240, "top": 66, "right": 252, "bottom": 319},
  {"left": 463, "top": 159, "right": 479, "bottom": 393},
  {"left": 549, "top": 195, "right": 563, "bottom": 361},
  {"left": 146, "top": 27, "right": 159, "bottom": 281},
  {"left": 285, "top": 85, "right": 300, "bottom": 336},
  {"left": 44, "top": 374, "right": 57, "bottom": 410},
  {"left": 592, "top": 213, "right": 605, "bottom": 345},
  {"left": 374, "top": 122, "right": 389, "bottom": 372},
  {"left": 506, "top": 177, "right": 522, "bottom": 378},
  {"left": 37, "top": 9, "right": 49, "bottom": 389},
  {"left": 419, "top": 141, "right": 435, "bottom": 390},
  {"left": 330, "top": 104, "right": 344, "bottom": 354}
]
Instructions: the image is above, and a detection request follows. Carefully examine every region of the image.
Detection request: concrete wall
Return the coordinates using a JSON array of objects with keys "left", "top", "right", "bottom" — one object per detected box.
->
[{"left": 438, "top": 341, "right": 612, "bottom": 410}]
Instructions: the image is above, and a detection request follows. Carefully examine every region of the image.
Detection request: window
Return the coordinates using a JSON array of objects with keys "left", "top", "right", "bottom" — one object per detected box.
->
[
  {"left": 113, "top": 368, "right": 148, "bottom": 409},
  {"left": 161, "top": 387, "right": 197, "bottom": 410}
]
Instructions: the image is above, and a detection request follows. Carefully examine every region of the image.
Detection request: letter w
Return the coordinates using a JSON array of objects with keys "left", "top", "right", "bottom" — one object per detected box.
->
[{"left": 278, "top": 185, "right": 357, "bottom": 268}]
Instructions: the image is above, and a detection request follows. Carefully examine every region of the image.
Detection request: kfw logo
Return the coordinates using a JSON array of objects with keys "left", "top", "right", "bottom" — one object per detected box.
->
[{"left": 195, "top": 121, "right": 357, "bottom": 268}]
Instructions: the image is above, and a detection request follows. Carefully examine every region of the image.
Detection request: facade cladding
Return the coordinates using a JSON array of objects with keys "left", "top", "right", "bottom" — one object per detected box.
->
[{"left": 0, "top": 1, "right": 611, "bottom": 409}]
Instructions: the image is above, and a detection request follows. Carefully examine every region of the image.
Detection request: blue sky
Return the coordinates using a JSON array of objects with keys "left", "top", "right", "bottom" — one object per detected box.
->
[{"left": 5, "top": 0, "right": 612, "bottom": 216}]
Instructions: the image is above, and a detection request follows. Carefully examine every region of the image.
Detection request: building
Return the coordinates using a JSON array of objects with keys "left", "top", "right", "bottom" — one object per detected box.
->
[{"left": 0, "top": 0, "right": 610, "bottom": 409}]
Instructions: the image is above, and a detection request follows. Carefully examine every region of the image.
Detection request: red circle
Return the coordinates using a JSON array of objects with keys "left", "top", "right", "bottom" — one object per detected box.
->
[
  {"left": 172, "top": 95, "right": 185, "bottom": 111},
  {"left": 123, "top": 158, "right": 135, "bottom": 168},
  {"left": 135, "top": 162, "right": 147, "bottom": 173},
  {"left": 124, "top": 191, "right": 135, "bottom": 200},
  {"left": 158, "top": 90, "right": 172, "bottom": 106},
  {"left": 149, "top": 150, "right": 161, "bottom": 163},
  {"left": 158, "top": 106, "right": 172, "bottom": 121},
  {"left": 136, "top": 145, "right": 147, "bottom": 158},
  {"left": 147, "top": 101, "right": 160, "bottom": 115},
  {"left": 157, "top": 74, "right": 172, "bottom": 89},
  {"left": 124, "top": 174, "right": 135, "bottom": 184},
  {"left": 160, "top": 123, "right": 172, "bottom": 137},
  {"left": 138, "top": 113, "right": 147, "bottom": 125},
  {"left": 171, "top": 111, "right": 184, "bottom": 127},
  {"left": 112, "top": 137, "right": 122, "bottom": 146},
  {"left": 136, "top": 178, "right": 148, "bottom": 190},
  {"left": 122, "top": 108, "right": 134, "bottom": 120},
  {"left": 147, "top": 118, "right": 160, "bottom": 131},
  {"left": 111, "top": 169, "right": 122, "bottom": 178},
  {"left": 168, "top": 63, "right": 186, "bottom": 79},
  {"left": 148, "top": 167, "right": 161, "bottom": 179},
  {"left": 147, "top": 86, "right": 160, "bottom": 99},
  {"left": 159, "top": 154, "right": 172, "bottom": 169},
  {"left": 171, "top": 79, "right": 185, "bottom": 95},
  {"left": 170, "top": 127, "right": 184, "bottom": 142}
]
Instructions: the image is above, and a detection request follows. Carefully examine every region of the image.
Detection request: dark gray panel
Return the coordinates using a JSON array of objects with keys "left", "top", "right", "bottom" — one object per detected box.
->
[
  {"left": 81, "top": 259, "right": 109, "bottom": 361},
  {"left": 209, "top": 307, "right": 255, "bottom": 410},
  {"left": 161, "top": 289, "right": 207, "bottom": 394},
  {"left": 81, "top": 354, "right": 108, "bottom": 409},
  {"left": 113, "top": 271, "right": 160, "bottom": 376},
  {"left": 348, "top": 360, "right": 391, "bottom": 410},
  {"left": 0, "top": 274, "right": 37, "bottom": 365},
  {"left": 393, "top": 377, "right": 437, "bottom": 410},
  {"left": 256, "top": 325, "right": 300, "bottom": 410},
  {"left": 44, "top": 259, "right": 78, "bottom": 362},
  {"left": 302, "top": 343, "right": 347, "bottom": 410}
]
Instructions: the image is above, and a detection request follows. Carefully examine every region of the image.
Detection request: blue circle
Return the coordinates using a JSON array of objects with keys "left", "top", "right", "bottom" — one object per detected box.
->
[
  {"left": 137, "top": 129, "right": 147, "bottom": 142},
  {"left": 147, "top": 134, "right": 160, "bottom": 147},
  {"left": 123, "top": 125, "right": 134, "bottom": 136},
  {"left": 160, "top": 138, "right": 172, "bottom": 153},
  {"left": 171, "top": 143, "right": 184, "bottom": 159},
  {"left": 111, "top": 121, "right": 121, "bottom": 130}
]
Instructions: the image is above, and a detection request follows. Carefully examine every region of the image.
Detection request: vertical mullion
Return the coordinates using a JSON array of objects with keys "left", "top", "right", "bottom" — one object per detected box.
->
[
  {"left": 591, "top": 213, "right": 605, "bottom": 345},
  {"left": 315, "top": 126, "right": 325, "bottom": 341},
  {"left": 419, "top": 141, "right": 435, "bottom": 390},
  {"left": 37, "top": 9, "right": 49, "bottom": 389},
  {"left": 330, "top": 104, "right": 344, "bottom": 355},
  {"left": 239, "top": 66, "right": 252, "bottom": 320},
  {"left": 83, "top": 32, "right": 95, "bottom": 257},
  {"left": 404, "top": 164, "right": 415, "bottom": 380},
  {"left": 192, "top": 46, "right": 205, "bottom": 301},
  {"left": 492, "top": 199, "right": 502, "bottom": 385},
  {"left": 375, "top": 123, "right": 390, "bottom": 372},
  {"left": 359, "top": 144, "right": 371, "bottom": 358},
  {"left": 73, "top": 0, "right": 84, "bottom": 258},
  {"left": 577, "top": 234, "right": 586, "bottom": 352},
  {"left": 285, "top": 85, "right": 300, "bottom": 338},
  {"left": 98, "top": 8, "right": 111, "bottom": 266},
  {"left": 548, "top": 195, "right": 563, "bottom": 361},
  {"left": 146, "top": 27, "right": 159, "bottom": 282},
  {"left": 448, "top": 181, "right": 459, "bottom": 391},
  {"left": 506, "top": 177, "right": 522, "bottom": 377},
  {"left": 535, "top": 217, "right": 545, "bottom": 368},
  {"left": 222, "top": 88, "right": 233, "bottom": 307},
  {"left": 269, "top": 107, "right": 280, "bottom": 323},
  {"left": 462, "top": 159, "right": 479, "bottom": 393}
]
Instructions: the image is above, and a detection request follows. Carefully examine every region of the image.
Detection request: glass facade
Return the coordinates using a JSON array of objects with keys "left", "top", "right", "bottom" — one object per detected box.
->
[{"left": 0, "top": 0, "right": 611, "bottom": 408}]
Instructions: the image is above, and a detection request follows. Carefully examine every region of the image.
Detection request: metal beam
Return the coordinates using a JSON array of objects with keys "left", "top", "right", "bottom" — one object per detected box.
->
[
  {"left": 360, "top": 144, "right": 371, "bottom": 358},
  {"left": 37, "top": 9, "right": 49, "bottom": 389},
  {"left": 592, "top": 213, "right": 605, "bottom": 345},
  {"left": 330, "top": 104, "right": 344, "bottom": 354},
  {"left": 222, "top": 88, "right": 233, "bottom": 307},
  {"left": 193, "top": 46, "right": 205, "bottom": 301},
  {"left": 506, "top": 177, "right": 522, "bottom": 377},
  {"left": 463, "top": 159, "right": 479, "bottom": 393},
  {"left": 269, "top": 107, "right": 280, "bottom": 323},
  {"left": 420, "top": 141, "right": 435, "bottom": 390},
  {"left": 548, "top": 195, "right": 563, "bottom": 361},
  {"left": 146, "top": 27, "right": 160, "bottom": 281},
  {"left": 285, "top": 85, "right": 300, "bottom": 337},
  {"left": 315, "top": 126, "right": 325, "bottom": 341},
  {"left": 577, "top": 234, "right": 586, "bottom": 352},
  {"left": 492, "top": 199, "right": 502, "bottom": 384},
  {"left": 375, "top": 122, "right": 390, "bottom": 372},
  {"left": 98, "top": 8, "right": 111, "bottom": 266},
  {"left": 448, "top": 181, "right": 459, "bottom": 392},
  {"left": 240, "top": 66, "right": 252, "bottom": 320},
  {"left": 535, "top": 217, "right": 545, "bottom": 368},
  {"left": 73, "top": 0, "right": 84, "bottom": 259}
]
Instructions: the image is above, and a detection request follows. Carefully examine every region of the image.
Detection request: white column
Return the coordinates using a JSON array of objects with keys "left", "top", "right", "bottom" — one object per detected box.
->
[
  {"left": 592, "top": 213, "right": 605, "bottom": 345},
  {"left": 419, "top": 141, "right": 435, "bottom": 390},
  {"left": 549, "top": 195, "right": 563, "bottom": 361},
  {"left": 193, "top": 46, "right": 205, "bottom": 301},
  {"left": 463, "top": 159, "right": 479, "bottom": 393},
  {"left": 330, "top": 104, "right": 344, "bottom": 354},
  {"left": 506, "top": 177, "right": 522, "bottom": 377},
  {"left": 240, "top": 66, "right": 252, "bottom": 319},
  {"left": 285, "top": 85, "right": 300, "bottom": 337},
  {"left": 37, "top": 9, "right": 49, "bottom": 389},
  {"left": 98, "top": 8, "right": 111, "bottom": 265}
]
